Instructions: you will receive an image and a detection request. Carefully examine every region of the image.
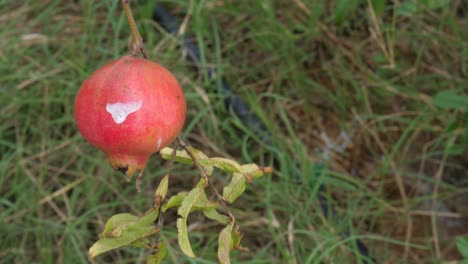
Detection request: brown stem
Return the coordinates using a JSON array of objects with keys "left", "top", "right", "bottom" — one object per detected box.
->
[
  {"left": 176, "top": 136, "right": 235, "bottom": 222},
  {"left": 122, "top": 0, "right": 148, "bottom": 58}
]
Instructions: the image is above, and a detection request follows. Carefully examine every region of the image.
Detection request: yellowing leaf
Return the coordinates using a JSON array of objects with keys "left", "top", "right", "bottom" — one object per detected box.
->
[
  {"left": 177, "top": 218, "right": 195, "bottom": 257},
  {"left": 89, "top": 225, "right": 157, "bottom": 259},
  {"left": 89, "top": 209, "right": 160, "bottom": 259},
  {"left": 222, "top": 173, "right": 246, "bottom": 203},
  {"left": 154, "top": 174, "right": 169, "bottom": 206},
  {"left": 241, "top": 163, "right": 260, "bottom": 176},
  {"left": 160, "top": 147, "right": 214, "bottom": 176},
  {"left": 160, "top": 147, "right": 192, "bottom": 164},
  {"left": 102, "top": 213, "right": 138, "bottom": 237},
  {"left": 241, "top": 164, "right": 272, "bottom": 179},
  {"left": 203, "top": 209, "right": 230, "bottom": 224},
  {"left": 130, "top": 239, "right": 151, "bottom": 249},
  {"left": 210, "top": 158, "right": 243, "bottom": 173},
  {"left": 218, "top": 221, "right": 234, "bottom": 264},
  {"left": 136, "top": 208, "right": 159, "bottom": 226},
  {"left": 176, "top": 186, "right": 203, "bottom": 258},
  {"left": 193, "top": 188, "right": 218, "bottom": 210},
  {"left": 178, "top": 186, "right": 202, "bottom": 218}
]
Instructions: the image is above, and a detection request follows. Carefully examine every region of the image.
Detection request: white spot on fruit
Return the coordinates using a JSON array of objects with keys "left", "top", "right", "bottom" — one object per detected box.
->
[
  {"left": 106, "top": 101, "right": 142, "bottom": 124},
  {"left": 156, "top": 138, "right": 162, "bottom": 150}
]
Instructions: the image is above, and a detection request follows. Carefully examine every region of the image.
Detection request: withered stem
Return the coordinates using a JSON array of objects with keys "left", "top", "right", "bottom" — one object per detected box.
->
[{"left": 122, "top": 0, "right": 148, "bottom": 58}]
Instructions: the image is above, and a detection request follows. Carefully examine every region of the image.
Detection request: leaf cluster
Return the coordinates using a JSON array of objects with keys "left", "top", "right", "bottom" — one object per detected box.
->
[{"left": 88, "top": 146, "right": 272, "bottom": 263}]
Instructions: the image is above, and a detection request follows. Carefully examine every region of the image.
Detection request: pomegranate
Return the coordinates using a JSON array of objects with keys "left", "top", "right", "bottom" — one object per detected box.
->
[{"left": 74, "top": 55, "right": 186, "bottom": 179}]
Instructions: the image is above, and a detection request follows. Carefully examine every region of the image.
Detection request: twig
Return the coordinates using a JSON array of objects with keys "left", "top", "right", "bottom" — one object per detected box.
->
[
  {"left": 176, "top": 136, "right": 235, "bottom": 222},
  {"left": 122, "top": 0, "right": 148, "bottom": 59},
  {"left": 135, "top": 170, "right": 144, "bottom": 192}
]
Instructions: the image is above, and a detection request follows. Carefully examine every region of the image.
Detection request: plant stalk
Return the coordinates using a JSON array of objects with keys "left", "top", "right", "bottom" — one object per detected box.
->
[
  {"left": 176, "top": 136, "right": 235, "bottom": 222},
  {"left": 122, "top": 0, "right": 148, "bottom": 58}
]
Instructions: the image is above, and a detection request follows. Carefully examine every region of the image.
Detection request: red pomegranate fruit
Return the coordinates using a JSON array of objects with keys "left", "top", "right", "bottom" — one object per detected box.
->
[{"left": 74, "top": 55, "right": 186, "bottom": 179}]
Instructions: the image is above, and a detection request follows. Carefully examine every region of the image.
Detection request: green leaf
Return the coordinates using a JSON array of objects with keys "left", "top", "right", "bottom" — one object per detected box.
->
[
  {"left": 178, "top": 186, "right": 202, "bottom": 218},
  {"left": 136, "top": 208, "right": 160, "bottom": 226},
  {"left": 218, "top": 221, "right": 234, "bottom": 264},
  {"left": 130, "top": 238, "right": 151, "bottom": 249},
  {"left": 231, "top": 228, "right": 243, "bottom": 249},
  {"left": 195, "top": 178, "right": 206, "bottom": 188},
  {"left": 102, "top": 213, "right": 139, "bottom": 237},
  {"left": 154, "top": 174, "right": 169, "bottom": 203},
  {"left": 222, "top": 173, "right": 247, "bottom": 203},
  {"left": 433, "top": 90, "right": 468, "bottom": 110},
  {"left": 242, "top": 163, "right": 260, "bottom": 178},
  {"left": 89, "top": 209, "right": 160, "bottom": 259},
  {"left": 160, "top": 147, "right": 214, "bottom": 176},
  {"left": 162, "top": 192, "right": 187, "bottom": 212},
  {"left": 203, "top": 209, "right": 230, "bottom": 224},
  {"left": 147, "top": 242, "right": 167, "bottom": 264},
  {"left": 457, "top": 237, "right": 468, "bottom": 259},
  {"left": 160, "top": 147, "right": 193, "bottom": 164},
  {"left": 160, "top": 147, "right": 274, "bottom": 180},
  {"left": 189, "top": 147, "right": 214, "bottom": 176},
  {"left": 193, "top": 189, "right": 218, "bottom": 211},
  {"left": 210, "top": 158, "right": 243, "bottom": 173},
  {"left": 177, "top": 218, "right": 195, "bottom": 258},
  {"left": 89, "top": 226, "right": 157, "bottom": 259},
  {"left": 241, "top": 164, "right": 272, "bottom": 179},
  {"left": 176, "top": 186, "right": 203, "bottom": 258}
]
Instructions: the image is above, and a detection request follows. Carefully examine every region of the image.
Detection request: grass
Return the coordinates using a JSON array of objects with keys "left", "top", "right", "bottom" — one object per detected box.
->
[{"left": 1, "top": 0, "right": 467, "bottom": 263}]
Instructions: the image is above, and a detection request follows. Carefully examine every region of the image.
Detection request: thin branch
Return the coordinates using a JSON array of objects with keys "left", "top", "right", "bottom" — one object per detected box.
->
[
  {"left": 176, "top": 136, "right": 235, "bottom": 222},
  {"left": 122, "top": 0, "right": 148, "bottom": 58},
  {"left": 135, "top": 170, "right": 144, "bottom": 192}
]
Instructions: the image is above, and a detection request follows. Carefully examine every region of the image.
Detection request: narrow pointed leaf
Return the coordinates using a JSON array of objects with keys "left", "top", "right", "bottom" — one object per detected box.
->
[
  {"left": 241, "top": 164, "right": 272, "bottom": 179},
  {"left": 193, "top": 189, "right": 218, "bottom": 210},
  {"left": 210, "top": 157, "right": 243, "bottom": 173},
  {"left": 189, "top": 147, "right": 214, "bottom": 176},
  {"left": 102, "top": 213, "right": 138, "bottom": 237},
  {"left": 178, "top": 186, "right": 202, "bottom": 218},
  {"left": 176, "top": 186, "right": 203, "bottom": 258},
  {"left": 89, "top": 225, "right": 158, "bottom": 259},
  {"left": 203, "top": 209, "right": 230, "bottom": 224},
  {"left": 136, "top": 208, "right": 159, "bottom": 227},
  {"left": 160, "top": 147, "right": 214, "bottom": 175},
  {"left": 160, "top": 147, "right": 193, "bottom": 164},
  {"left": 222, "top": 173, "right": 247, "bottom": 203},
  {"left": 154, "top": 174, "right": 169, "bottom": 207},
  {"left": 162, "top": 192, "right": 187, "bottom": 212},
  {"left": 177, "top": 218, "right": 195, "bottom": 257},
  {"left": 218, "top": 221, "right": 234, "bottom": 264},
  {"left": 130, "top": 238, "right": 151, "bottom": 249},
  {"left": 241, "top": 163, "right": 261, "bottom": 178},
  {"left": 195, "top": 178, "right": 206, "bottom": 188},
  {"left": 89, "top": 209, "right": 160, "bottom": 259}
]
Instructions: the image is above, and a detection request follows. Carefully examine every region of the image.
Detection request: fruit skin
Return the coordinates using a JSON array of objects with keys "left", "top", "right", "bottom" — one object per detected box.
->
[{"left": 74, "top": 55, "right": 186, "bottom": 178}]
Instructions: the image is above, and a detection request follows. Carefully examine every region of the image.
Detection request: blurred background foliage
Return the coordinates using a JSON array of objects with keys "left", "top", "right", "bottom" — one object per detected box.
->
[{"left": 0, "top": 0, "right": 467, "bottom": 263}]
